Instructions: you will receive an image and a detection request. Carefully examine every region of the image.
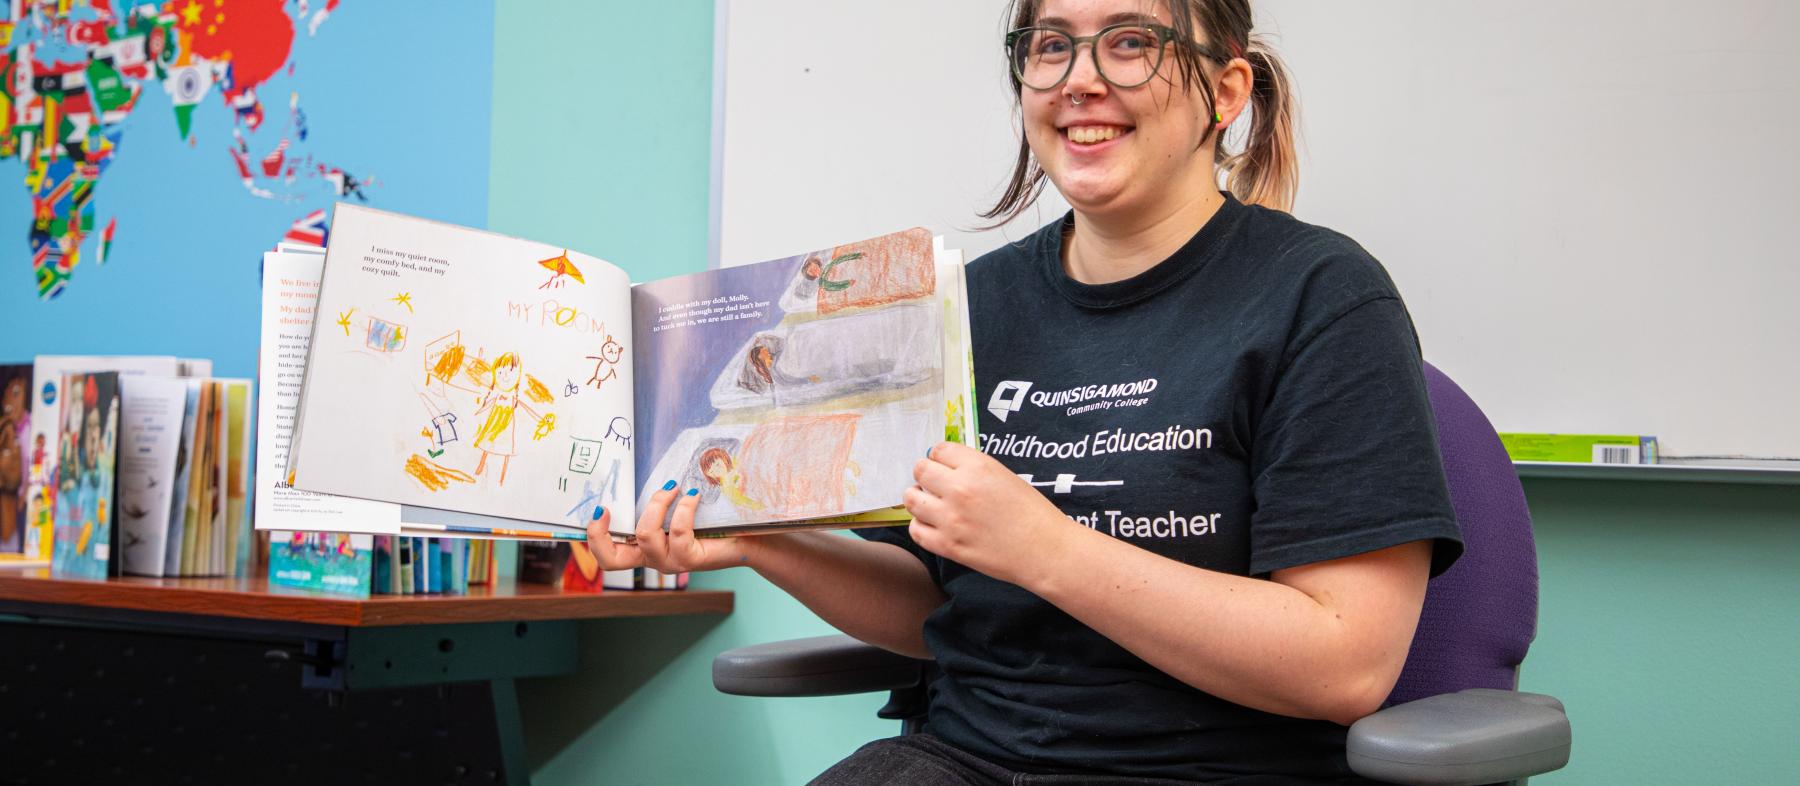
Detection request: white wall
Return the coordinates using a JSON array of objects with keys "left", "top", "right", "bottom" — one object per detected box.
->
[
  {"left": 721, "top": 0, "right": 1800, "bottom": 458},
  {"left": 719, "top": 1, "right": 1066, "bottom": 265}
]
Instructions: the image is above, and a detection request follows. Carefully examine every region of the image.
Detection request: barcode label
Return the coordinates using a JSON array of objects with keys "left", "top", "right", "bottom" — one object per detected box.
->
[{"left": 1594, "top": 445, "right": 1639, "bottom": 464}]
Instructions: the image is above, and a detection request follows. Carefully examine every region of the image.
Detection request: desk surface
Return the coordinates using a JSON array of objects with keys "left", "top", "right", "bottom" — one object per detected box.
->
[{"left": 0, "top": 568, "right": 732, "bottom": 627}]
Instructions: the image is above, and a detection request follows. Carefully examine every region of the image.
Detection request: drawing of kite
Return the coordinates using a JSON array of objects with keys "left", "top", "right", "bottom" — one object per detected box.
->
[{"left": 537, "top": 250, "right": 585, "bottom": 289}]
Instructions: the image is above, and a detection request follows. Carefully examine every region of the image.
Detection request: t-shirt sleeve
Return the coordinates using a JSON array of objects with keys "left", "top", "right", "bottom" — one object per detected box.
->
[
  {"left": 854, "top": 524, "right": 944, "bottom": 586},
  {"left": 1248, "top": 294, "right": 1463, "bottom": 577}
]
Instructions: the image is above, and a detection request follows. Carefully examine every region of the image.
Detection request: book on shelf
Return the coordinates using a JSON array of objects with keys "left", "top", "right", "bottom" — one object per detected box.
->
[
  {"left": 8, "top": 356, "right": 246, "bottom": 577},
  {"left": 268, "top": 203, "right": 976, "bottom": 544},
  {"left": 266, "top": 532, "right": 497, "bottom": 596},
  {"left": 49, "top": 371, "right": 121, "bottom": 578},
  {"left": 1499, "top": 433, "right": 1659, "bottom": 465},
  {"left": 1, "top": 364, "right": 31, "bottom": 560},
  {"left": 518, "top": 540, "right": 647, "bottom": 592},
  {"left": 14, "top": 355, "right": 211, "bottom": 567}
]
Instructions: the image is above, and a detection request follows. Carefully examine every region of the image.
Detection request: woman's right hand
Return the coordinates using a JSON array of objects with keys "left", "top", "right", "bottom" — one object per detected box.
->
[{"left": 584, "top": 483, "right": 759, "bottom": 574}]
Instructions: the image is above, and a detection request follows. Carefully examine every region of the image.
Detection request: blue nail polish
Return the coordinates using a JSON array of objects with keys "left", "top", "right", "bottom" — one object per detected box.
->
[
  {"left": 686, "top": 487, "right": 699, "bottom": 497},
  {"left": 592, "top": 505, "right": 605, "bottom": 520},
  {"left": 662, "top": 479, "right": 677, "bottom": 491},
  {"left": 925, "top": 446, "right": 933, "bottom": 458}
]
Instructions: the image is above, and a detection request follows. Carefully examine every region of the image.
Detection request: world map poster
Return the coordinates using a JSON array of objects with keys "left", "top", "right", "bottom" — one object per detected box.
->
[{"left": 0, "top": 0, "right": 493, "bottom": 377}]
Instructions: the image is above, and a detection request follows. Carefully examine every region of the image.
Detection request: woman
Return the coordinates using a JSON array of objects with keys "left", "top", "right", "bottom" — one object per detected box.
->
[{"left": 589, "top": 1, "right": 1461, "bottom": 781}]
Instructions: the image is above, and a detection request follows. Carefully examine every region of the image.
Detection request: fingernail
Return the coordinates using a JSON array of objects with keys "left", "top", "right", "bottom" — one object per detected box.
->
[
  {"left": 592, "top": 505, "right": 605, "bottom": 520},
  {"left": 686, "top": 488, "right": 699, "bottom": 497},
  {"left": 662, "top": 479, "right": 677, "bottom": 491},
  {"left": 925, "top": 446, "right": 933, "bottom": 458}
]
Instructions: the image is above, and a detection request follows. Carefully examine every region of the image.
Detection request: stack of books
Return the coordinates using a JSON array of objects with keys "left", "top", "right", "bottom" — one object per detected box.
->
[
  {"left": 0, "top": 356, "right": 263, "bottom": 580},
  {"left": 266, "top": 531, "right": 500, "bottom": 596}
]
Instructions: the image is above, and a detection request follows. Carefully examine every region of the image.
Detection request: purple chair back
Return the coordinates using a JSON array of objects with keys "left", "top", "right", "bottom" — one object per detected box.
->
[{"left": 1385, "top": 363, "right": 1539, "bottom": 706}]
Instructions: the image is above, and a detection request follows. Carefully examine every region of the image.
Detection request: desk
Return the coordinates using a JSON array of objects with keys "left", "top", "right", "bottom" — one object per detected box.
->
[{"left": 0, "top": 569, "right": 732, "bottom": 785}]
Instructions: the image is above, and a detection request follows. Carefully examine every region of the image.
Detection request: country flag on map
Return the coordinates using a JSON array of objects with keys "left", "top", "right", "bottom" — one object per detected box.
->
[
  {"left": 97, "top": 218, "right": 117, "bottom": 265},
  {"left": 34, "top": 243, "right": 70, "bottom": 299},
  {"left": 284, "top": 209, "right": 328, "bottom": 247}
]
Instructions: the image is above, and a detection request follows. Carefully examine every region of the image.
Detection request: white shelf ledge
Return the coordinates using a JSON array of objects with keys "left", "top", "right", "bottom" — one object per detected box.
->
[{"left": 1514, "top": 460, "right": 1800, "bottom": 486}]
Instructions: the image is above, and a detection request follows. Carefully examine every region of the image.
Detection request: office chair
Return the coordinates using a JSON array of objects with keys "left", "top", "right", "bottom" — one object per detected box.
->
[{"left": 713, "top": 363, "right": 1572, "bottom": 784}]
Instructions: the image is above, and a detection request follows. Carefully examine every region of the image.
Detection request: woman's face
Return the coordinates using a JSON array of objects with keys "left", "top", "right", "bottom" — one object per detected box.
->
[{"left": 1020, "top": 0, "right": 1233, "bottom": 219}]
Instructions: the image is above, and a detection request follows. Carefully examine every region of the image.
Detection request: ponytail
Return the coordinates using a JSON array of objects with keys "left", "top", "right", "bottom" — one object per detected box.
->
[{"left": 1218, "top": 38, "right": 1299, "bottom": 213}]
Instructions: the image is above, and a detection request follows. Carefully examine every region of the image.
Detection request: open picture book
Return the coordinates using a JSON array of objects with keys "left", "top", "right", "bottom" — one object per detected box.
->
[{"left": 275, "top": 204, "right": 976, "bottom": 543}]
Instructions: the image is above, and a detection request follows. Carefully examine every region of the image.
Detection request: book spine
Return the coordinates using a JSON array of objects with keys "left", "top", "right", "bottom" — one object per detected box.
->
[
  {"left": 1499, "top": 433, "right": 1658, "bottom": 464},
  {"left": 372, "top": 536, "right": 391, "bottom": 595}
]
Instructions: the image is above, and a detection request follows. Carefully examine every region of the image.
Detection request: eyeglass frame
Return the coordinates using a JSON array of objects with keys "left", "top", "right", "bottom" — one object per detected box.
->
[{"left": 1003, "top": 23, "right": 1233, "bottom": 91}]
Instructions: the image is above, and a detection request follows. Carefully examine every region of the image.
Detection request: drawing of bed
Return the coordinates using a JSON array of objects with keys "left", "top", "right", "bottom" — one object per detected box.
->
[
  {"left": 710, "top": 302, "right": 940, "bottom": 410},
  {"left": 637, "top": 406, "right": 934, "bottom": 529},
  {"left": 775, "top": 229, "right": 935, "bottom": 315}
]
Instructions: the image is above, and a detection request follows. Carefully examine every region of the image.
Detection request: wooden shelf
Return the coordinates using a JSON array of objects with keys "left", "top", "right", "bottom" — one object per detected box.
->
[
  {"left": 0, "top": 568, "right": 732, "bottom": 627},
  {"left": 1515, "top": 460, "right": 1800, "bottom": 486}
]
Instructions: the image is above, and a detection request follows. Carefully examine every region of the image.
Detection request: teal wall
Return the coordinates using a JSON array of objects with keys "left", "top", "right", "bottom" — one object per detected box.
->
[
  {"left": 511, "top": 478, "right": 1800, "bottom": 785},
  {"left": 487, "top": 1, "right": 714, "bottom": 282},
  {"left": 1518, "top": 479, "right": 1800, "bottom": 783},
  {"left": 480, "top": 2, "right": 896, "bottom": 778},
  {"left": 483, "top": 3, "right": 1800, "bottom": 783},
  {"left": 519, "top": 563, "right": 896, "bottom": 784}
]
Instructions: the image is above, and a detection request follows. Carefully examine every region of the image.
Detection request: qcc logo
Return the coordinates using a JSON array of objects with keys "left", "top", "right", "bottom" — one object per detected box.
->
[{"left": 987, "top": 380, "right": 1033, "bottom": 423}]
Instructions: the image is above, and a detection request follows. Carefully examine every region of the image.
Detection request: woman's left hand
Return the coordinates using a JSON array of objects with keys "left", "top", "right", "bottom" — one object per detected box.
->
[{"left": 903, "top": 441, "right": 1078, "bottom": 586}]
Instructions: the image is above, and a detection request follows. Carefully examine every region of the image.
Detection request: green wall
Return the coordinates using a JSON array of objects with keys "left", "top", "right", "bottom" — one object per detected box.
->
[{"left": 487, "top": 4, "right": 1800, "bottom": 784}]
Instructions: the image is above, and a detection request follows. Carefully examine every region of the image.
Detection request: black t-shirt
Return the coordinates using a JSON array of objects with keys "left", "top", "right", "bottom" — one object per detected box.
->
[{"left": 860, "top": 195, "right": 1463, "bottom": 783}]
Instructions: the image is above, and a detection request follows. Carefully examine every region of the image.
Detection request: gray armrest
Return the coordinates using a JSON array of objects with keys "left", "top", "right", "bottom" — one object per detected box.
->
[
  {"left": 713, "top": 634, "right": 926, "bottom": 697},
  {"left": 1347, "top": 688, "right": 1571, "bottom": 785}
]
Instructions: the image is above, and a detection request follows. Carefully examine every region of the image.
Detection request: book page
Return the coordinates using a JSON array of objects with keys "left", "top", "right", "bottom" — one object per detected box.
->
[
  {"left": 289, "top": 204, "right": 635, "bottom": 532},
  {"left": 257, "top": 252, "right": 407, "bottom": 535},
  {"left": 115, "top": 376, "right": 189, "bottom": 576},
  {"left": 628, "top": 228, "right": 945, "bottom": 536}
]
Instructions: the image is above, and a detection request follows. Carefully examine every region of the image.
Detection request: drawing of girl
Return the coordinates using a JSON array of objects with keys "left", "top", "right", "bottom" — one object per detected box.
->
[
  {"left": 698, "top": 446, "right": 763, "bottom": 512},
  {"left": 470, "top": 353, "right": 546, "bottom": 486}
]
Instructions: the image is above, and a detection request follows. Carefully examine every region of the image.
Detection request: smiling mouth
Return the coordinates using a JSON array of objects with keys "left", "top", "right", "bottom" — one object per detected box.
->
[{"left": 1064, "top": 125, "right": 1130, "bottom": 145}]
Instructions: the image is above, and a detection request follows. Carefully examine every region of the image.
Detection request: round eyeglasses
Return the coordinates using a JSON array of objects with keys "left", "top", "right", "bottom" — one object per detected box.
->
[{"left": 1005, "top": 24, "right": 1227, "bottom": 91}]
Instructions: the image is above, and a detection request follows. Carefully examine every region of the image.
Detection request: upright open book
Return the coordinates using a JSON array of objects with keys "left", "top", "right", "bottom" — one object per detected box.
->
[{"left": 276, "top": 204, "right": 975, "bottom": 542}]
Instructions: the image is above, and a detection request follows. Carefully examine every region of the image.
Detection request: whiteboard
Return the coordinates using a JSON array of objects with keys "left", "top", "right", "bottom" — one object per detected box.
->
[{"left": 718, "top": 1, "right": 1800, "bottom": 459}]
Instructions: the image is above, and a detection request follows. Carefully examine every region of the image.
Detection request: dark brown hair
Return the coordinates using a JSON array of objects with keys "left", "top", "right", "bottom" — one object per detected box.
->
[{"left": 983, "top": 0, "right": 1299, "bottom": 224}]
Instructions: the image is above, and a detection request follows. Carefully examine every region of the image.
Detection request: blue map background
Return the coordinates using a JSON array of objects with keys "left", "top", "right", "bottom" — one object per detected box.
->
[{"left": 0, "top": 1, "right": 493, "bottom": 379}]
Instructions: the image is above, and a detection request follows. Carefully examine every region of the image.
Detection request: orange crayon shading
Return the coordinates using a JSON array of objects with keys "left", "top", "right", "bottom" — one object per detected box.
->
[
  {"left": 431, "top": 343, "right": 466, "bottom": 383},
  {"left": 524, "top": 374, "right": 554, "bottom": 405},
  {"left": 404, "top": 454, "right": 475, "bottom": 492},
  {"left": 464, "top": 357, "right": 492, "bottom": 388}
]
